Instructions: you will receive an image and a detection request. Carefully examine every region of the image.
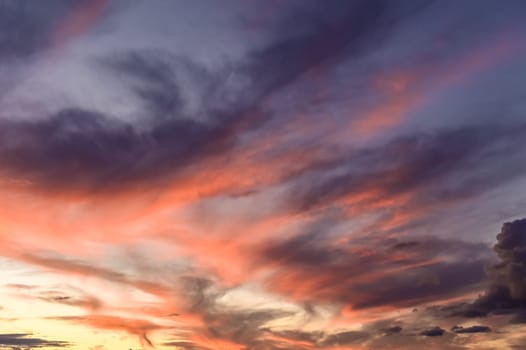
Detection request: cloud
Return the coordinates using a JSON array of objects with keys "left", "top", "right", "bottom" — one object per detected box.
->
[
  {"left": 0, "top": 2, "right": 525, "bottom": 350},
  {"left": 453, "top": 218, "right": 526, "bottom": 320},
  {"left": 0, "top": 0, "right": 108, "bottom": 99},
  {"left": 260, "top": 222, "right": 491, "bottom": 309},
  {"left": 163, "top": 275, "right": 295, "bottom": 350},
  {"left": 50, "top": 315, "right": 162, "bottom": 349},
  {"left": 19, "top": 253, "right": 173, "bottom": 300},
  {"left": 0, "top": 101, "right": 252, "bottom": 194},
  {"left": 288, "top": 124, "right": 526, "bottom": 215},
  {"left": 242, "top": 0, "right": 396, "bottom": 96},
  {"left": 420, "top": 327, "right": 445, "bottom": 337},
  {"left": 37, "top": 292, "right": 102, "bottom": 310},
  {"left": 382, "top": 326, "right": 403, "bottom": 335},
  {"left": 492, "top": 218, "right": 526, "bottom": 300},
  {"left": 0, "top": 333, "right": 69, "bottom": 349},
  {"left": 451, "top": 325, "right": 491, "bottom": 334},
  {"left": 6, "top": 283, "right": 102, "bottom": 311},
  {"left": 0, "top": 1, "right": 428, "bottom": 196},
  {"left": 262, "top": 328, "right": 373, "bottom": 349},
  {"left": 320, "top": 330, "right": 371, "bottom": 347},
  {"left": 51, "top": 0, "right": 108, "bottom": 49},
  {"left": 510, "top": 311, "right": 526, "bottom": 324},
  {"left": 0, "top": 0, "right": 72, "bottom": 61}
]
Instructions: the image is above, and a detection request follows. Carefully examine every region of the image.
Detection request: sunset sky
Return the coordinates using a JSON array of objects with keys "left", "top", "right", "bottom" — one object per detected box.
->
[{"left": 1, "top": 1, "right": 526, "bottom": 349}]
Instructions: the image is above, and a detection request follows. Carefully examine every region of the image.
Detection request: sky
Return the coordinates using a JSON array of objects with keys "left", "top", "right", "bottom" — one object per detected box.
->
[{"left": 0, "top": 0, "right": 526, "bottom": 349}]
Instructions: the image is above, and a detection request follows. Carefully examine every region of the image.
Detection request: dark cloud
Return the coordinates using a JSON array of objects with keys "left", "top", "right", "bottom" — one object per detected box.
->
[
  {"left": 352, "top": 259, "right": 486, "bottom": 310},
  {"left": 288, "top": 124, "right": 526, "bottom": 215},
  {"left": 510, "top": 311, "right": 526, "bottom": 324},
  {"left": 453, "top": 219, "right": 526, "bottom": 320},
  {"left": 0, "top": 50, "right": 302, "bottom": 193},
  {"left": 0, "top": 107, "right": 225, "bottom": 192},
  {"left": 163, "top": 341, "right": 208, "bottom": 350},
  {"left": 0, "top": 333, "right": 69, "bottom": 348},
  {"left": 265, "top": 329, "right": 322, "bottom": 345},
  {"left": 243, "top": 0, "right": 392, "bottom": 96},
  {"left": 262, "top": 328, "right": 372, "bottom": 349},
  {"left": 0, "top": 1, "right": 432, "bottom": 195},
  {"left": 451, "top": 325, "right": 491, "bottom": 334},
  {"left": 261, "top": 227, "right": 491, "bottom": 309},
  {"left": 492, "top": 218, "right": 526, "bottom": 300},
  {"left": 382, "top": 326, "right": 403, "bottom": 335},
  {"left": 320, "top": 330, "right": 371, "bottom": 347},
  {"left": 392, "top": 241, "right": 420, "bottom": 250},
  {"left": 0, "top": 0, "right": 75, "bottom": 61},
  {"left": 105, "top": 51, "right": 186, "bottom": 121},
  {"left": 420, "top": 327, "right": 445, "bottom": 337}
]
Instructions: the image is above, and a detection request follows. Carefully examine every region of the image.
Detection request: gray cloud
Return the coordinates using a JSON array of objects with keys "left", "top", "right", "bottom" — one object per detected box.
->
[
  {"left": 451, "top": 325, "right": 491, "bottom": 334},
  {"left": 420, "top": 327, "right": 445, "bottom": 337},
  {"left": 0, "top": 1, "right": 431, "bottom": 195},
  {"left": 261, "top": 223, "right": 491, "bottom": 309},
  {"left": 0, "top": 0, "right": 77, "bottom": 61},
  {"left": 0, "top": 333, "right": 69, "bottom": 349},
  {"left": 452, "top": 219, "right": 526, "bottom": 321},
  {"left": 288, "top": 124, "right": 526, "bottom": 215}
]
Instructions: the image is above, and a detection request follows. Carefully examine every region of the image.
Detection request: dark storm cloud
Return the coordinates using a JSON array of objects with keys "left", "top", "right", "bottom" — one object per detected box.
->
[
  {"left": 452, "top": 218, "right": 526, "bottom": 320},
  {"left": 0, "top": 333, "right": 69, "bottom": 348},
  {"left": 492, "top": 219, "right": 526, "bottom": 300}
]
